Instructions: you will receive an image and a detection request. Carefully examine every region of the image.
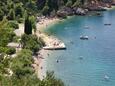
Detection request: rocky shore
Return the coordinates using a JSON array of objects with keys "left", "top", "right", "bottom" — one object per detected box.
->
[{"left": 56, "top": 1, "right": 115, "bottom": 17}]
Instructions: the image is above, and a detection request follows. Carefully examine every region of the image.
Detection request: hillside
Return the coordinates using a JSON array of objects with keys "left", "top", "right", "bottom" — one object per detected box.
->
[{"left": 0, "top": 0, "right": 114, "bottom": 21}]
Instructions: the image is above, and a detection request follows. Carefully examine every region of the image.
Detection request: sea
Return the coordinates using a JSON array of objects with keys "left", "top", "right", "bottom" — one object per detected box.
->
[{"left": 43, "top": 10, "right": 115, "bottom": 86}]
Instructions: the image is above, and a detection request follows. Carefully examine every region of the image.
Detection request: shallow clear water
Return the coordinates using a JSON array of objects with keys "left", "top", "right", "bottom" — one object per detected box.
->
[{"left": 44, "top": 10, "right": 115, "bottom": 86}]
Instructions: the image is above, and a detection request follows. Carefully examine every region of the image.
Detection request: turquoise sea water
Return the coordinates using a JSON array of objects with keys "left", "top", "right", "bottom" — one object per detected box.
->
[{"left": 44, "top": 10, "right": 115, "bottom": 86}]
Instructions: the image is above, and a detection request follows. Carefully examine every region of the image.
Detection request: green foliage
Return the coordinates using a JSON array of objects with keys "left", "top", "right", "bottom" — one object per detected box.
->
[
  {"left": 7, "top": 9, "right": 15, "bottom": 20},
  {"left": 0, "top": 54, "right": 11, "bottom": 76},
  {"left": 15, "top": 2, "right": 24, "bottom": 18},
  {"left": 5, "top": 47, "right": 16, "bottom": 55},
  {"left": 29, "top": 16, "right": 36, "bottom": 33},
  {"left": 0, "top": 26, "right": 15, "bottom": 47},
  {"left": 11, "top": 49, "right": 34, "bottom": 78},
  {"left": 0, "top": 0, "right": 104, "bottom": 19},
  {"left": 24, "top": 15, "right": 32, "bottom": 35},
  {"left": 36, "top": 0, "right": 46, "bottom": 10},
  {"left": 0, "top": 18, "right": 16, "bottom": 55},
  {"left": 42, "top": 71, "right": 65, "bottom": 86},
  {"left": 0, "top": 49, "right": 65, "bottom": 86},
  {"left": 0, "top": 71, "right": 65, "bottom": 86},
  {"left": 17, "top": 18, "right": 24, "bottom": 23},
  {"left": 25, "top": 0, "right": 38, "bottom": 14},
  {"left": 0, "top": 47, "right": 6, "bottom": 53},
  {"left": 66, "top": 0, "right": 72, "bottom": 7},
  {"left": 42, "top": 5, "right": 49, "bottom": 15},
  {"left": 21, "top": 34, "right": 45, "bottom": 52},
  {"left": 47, "top": 0, "right": 59, "bottom": 12},
  {"left": 72, "top": 0, "right": 82, "bottom": 7},
  {"left": 8, "top": 21, "right": 19, "bottom": 29},
  {"left": 0, "top": 47, "right": 16, "bottom": 55},
  {"left": 0, "top": 9, "right": 4, "bottom": 20}
]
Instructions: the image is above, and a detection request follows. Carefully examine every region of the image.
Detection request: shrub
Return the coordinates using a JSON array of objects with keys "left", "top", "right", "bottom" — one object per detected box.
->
[
  {"left": 17, "top": 18, "right": 24, "bottom": 23},
  {"left": 66, "top": 0, "right": 72, "bottom": 7},
  {"left": 0, "top": 47, "right": 16, "bottom": 55},
  {"left": 5, "top": 47, "right": 16, "bottom": 55},
  {"left": 21, "top": 34, "right": 45, "bottom": 52},
  {"left": 0, "top": 47, "right": 6, "bottom": 53},
  {"left": 42, "top": 5, "right": 49, "bottom": 15},
  {"left": 12, "top": 36, "right": 20, "bottom": 42},
  {"left": 8, "top": 21, "right": 19, "bottom": 29},
  {"left": 11, "top": 49, "right": 34, "bottom": 78},
  {"left": 7, "top": 9, "right": 15, "bottom": 20}
]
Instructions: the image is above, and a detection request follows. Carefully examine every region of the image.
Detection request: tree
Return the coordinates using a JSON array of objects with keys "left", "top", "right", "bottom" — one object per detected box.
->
[
  {"left": 42, "top": 71, "right": 65, "bottom": 86},
  {"left": 72, "top": 0, "right": 81, "bottom": 7},
  {"left": 0, "top": 18, "right": 15, "bottom": 47},
  {"left": 42, "top": 4, "right": 49, "bottom": 15},
  {"left": 24, "top": 15, "right": 32, "bottom": 35},
  {"left": 7, "top": 9, "right": 15, "bottom": 20},
  {"left": 66, "top": 0, "right": 72, "bottom": 7},
  {"left": 36, "top": 0, "right": 46, "bottom": 10},
  {"left": 11, "top": 49, "right": 34, "bottom": 79},
  {"left": 0, "top": 9, "right": 4, "bottom": 20},
  {"left": 81, "top": 0, "right": 85, "bottom": 5},
  {"left": 47, "top": 0, "right": 58, "bottom": 12},
  {"left": 0, "top": 54, "right": 11, "bottom": 77},
  {"left": 29, "top": 16, "right": 36, "bottom": 34},
  {"left": 21, "top": 34, "right": 45, "bottom": 52},
  {"left": 15, "top": 3, "right": 23, "bottom": 18}
]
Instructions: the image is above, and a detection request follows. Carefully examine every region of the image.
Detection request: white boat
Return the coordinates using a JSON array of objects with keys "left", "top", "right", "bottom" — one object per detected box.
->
[
  {"left": 84, "top": 26, "right": 90, "bottom": 29},
  {"left": 80, "top": 35, "right": 89, "bottom": 40},
  {"left": 104, "top": 23, "right": 111, "bottom": 25},
  {"left": 104, "top": 75, "right": 109, "bottom": 80}
]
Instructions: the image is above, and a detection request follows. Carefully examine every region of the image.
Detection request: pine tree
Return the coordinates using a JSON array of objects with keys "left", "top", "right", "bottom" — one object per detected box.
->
[{"left": 24, "top": 15, "right": 32, "bottom": 35}]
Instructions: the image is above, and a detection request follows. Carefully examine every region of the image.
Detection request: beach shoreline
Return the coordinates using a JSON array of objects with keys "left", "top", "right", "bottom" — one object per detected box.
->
[
  {"left": 35, "top": 5, "right": 115, "bottom": 78},
  {"left": 15, "top": 6, "right": 115, "bottom": 79},
  {"left": 14, "top": 16, "right": 65, "bottom": 80},
  {"left": 36, "top": 17, "right": 63, "bottom": 80}
]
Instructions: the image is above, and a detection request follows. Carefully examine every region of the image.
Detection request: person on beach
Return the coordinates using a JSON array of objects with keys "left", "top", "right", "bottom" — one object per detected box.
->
[{"left": 41, "top": 66, "right": 43, "bottom": 69}]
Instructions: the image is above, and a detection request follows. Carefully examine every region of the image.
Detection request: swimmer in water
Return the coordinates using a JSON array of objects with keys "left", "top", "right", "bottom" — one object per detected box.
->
[
  {"left": 79, "top": 56, "right": 83, "bottom": 60},
  {"left": 56, "top": 60, "right": 59, "bottom": 63}
]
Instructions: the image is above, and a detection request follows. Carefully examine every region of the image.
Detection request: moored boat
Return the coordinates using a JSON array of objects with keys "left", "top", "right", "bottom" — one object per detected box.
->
[{"left": 80, "top": 35, "right": 89, "bottom": 40}]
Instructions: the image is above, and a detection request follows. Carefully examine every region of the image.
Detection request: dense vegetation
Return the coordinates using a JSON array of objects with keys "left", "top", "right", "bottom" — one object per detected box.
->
[
  {"left": 21, "top": 34, "right": 45, "bottom": 52},
  {"left": 0, "top": 17, "right": 17, "bottom": 55},
  {"left": 0, "top": 0, "right": 67, "bottom": 85},
  {"left": 0, "top": 50, "right": 65, "bottom": 86},
  {"left": 0, "top": 0, "right": 112, "bottom": 21}
]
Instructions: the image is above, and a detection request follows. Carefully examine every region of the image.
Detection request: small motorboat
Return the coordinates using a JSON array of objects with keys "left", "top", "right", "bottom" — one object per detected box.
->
[
  {"left": 104, "top": 23, "right": 111, "bottom": 26},
  {"left": 84, "top": 26, "right": 90, "bottom": 29},
  {"left": 80, "top": 36, "right": 89, "bottom": 40},
  {"left": 79, "top": 56, "right": 83, "bottom": 60},
  {"left": 104, "top": 75, "right": 109, "bottom": 80}
]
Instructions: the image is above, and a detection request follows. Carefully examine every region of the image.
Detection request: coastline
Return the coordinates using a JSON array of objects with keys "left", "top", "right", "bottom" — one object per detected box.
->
[
  {"left": 36, "top": 17, "right": 60, "bottom": 32},
  {"left": 104, "top": 6, "right": 115, "bottom": 10},
  {"left": 35, "top": 6, "right": 115, "bottom": 79},
  {"left": 36, "top": 17, "right": 63, "bottom": 80},
  {"left": 15, "top": 6, "right": 115, "bottom": 79},
  {"left": 14, "top": 17, "right": 65, "bottom": 80}
]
